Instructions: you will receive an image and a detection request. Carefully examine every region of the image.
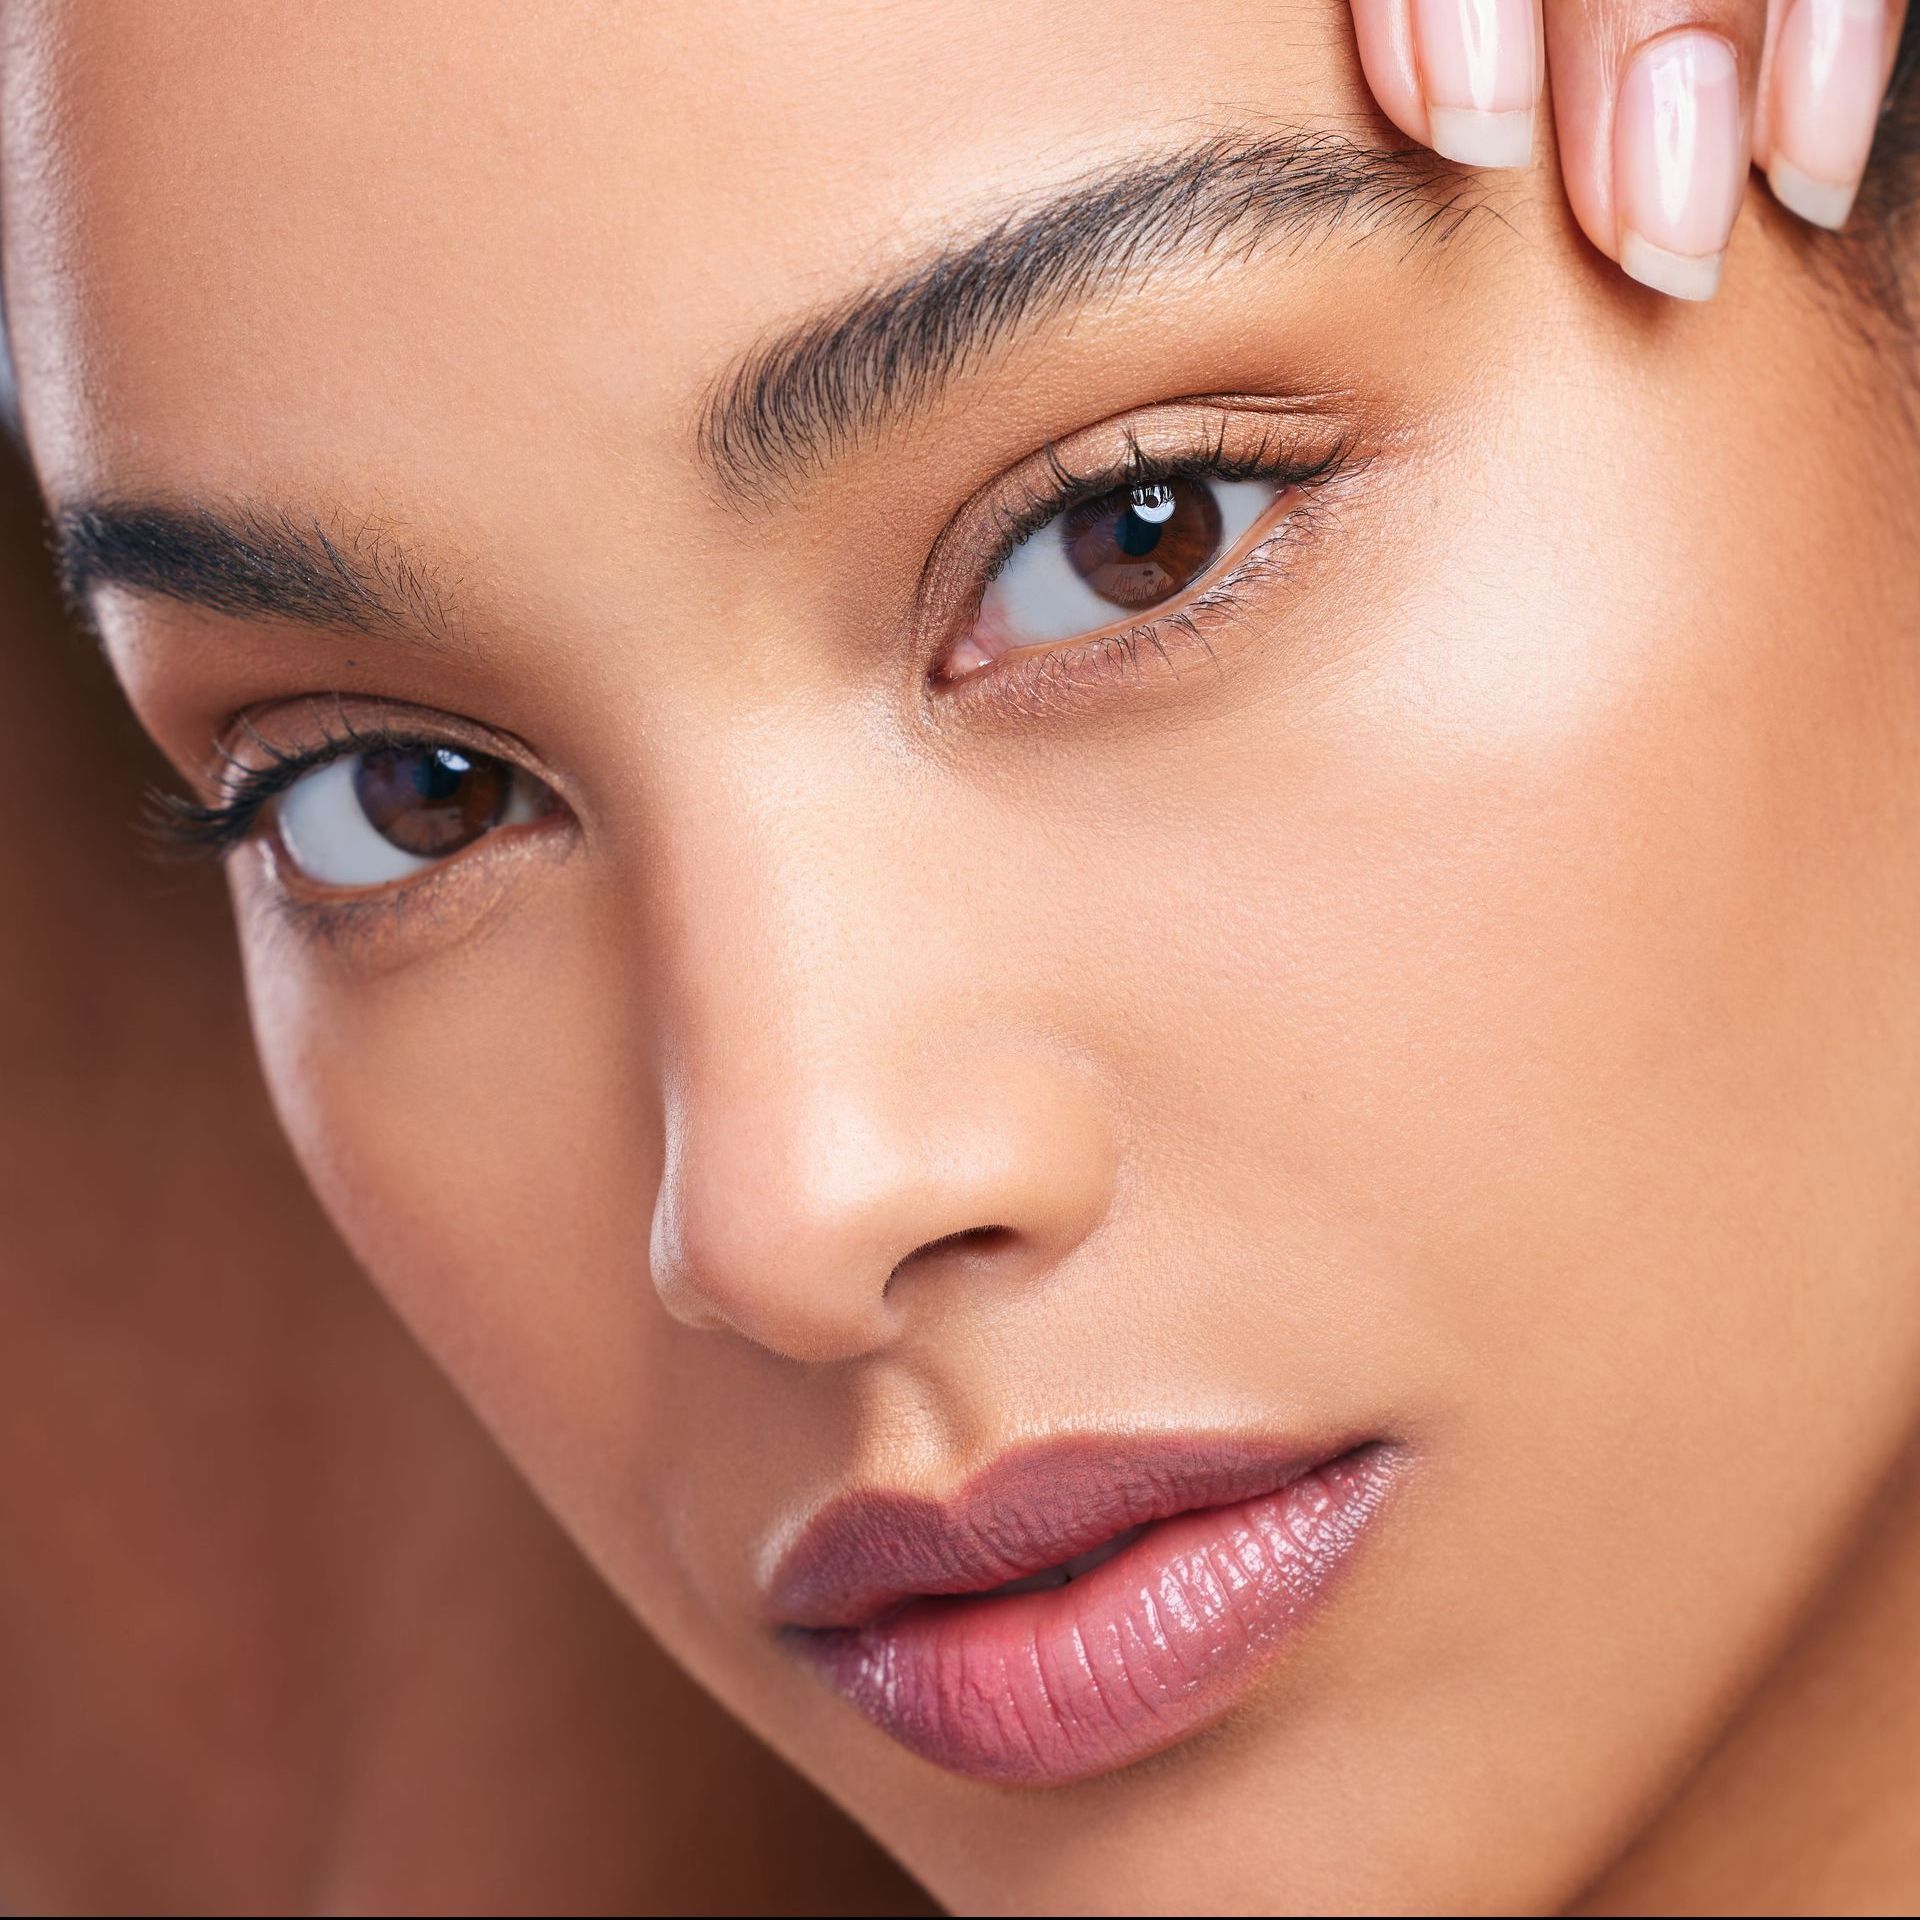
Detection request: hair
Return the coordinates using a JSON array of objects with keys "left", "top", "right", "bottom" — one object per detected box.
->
[
  {"left": 1857, "top": 7, "right": 1920, "bottom": 328},
  {"left": 1890, "top": 0, "right": 1920, "bottom": 197}
]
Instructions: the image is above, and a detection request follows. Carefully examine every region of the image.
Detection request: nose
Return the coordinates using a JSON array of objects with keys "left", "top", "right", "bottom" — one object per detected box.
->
[
  {"left": 651, "top": 1046, "right": 1112, "bottom": 1363},
  {"left": 645, "top": 768, "right": 1114, "bottom": 1366}
]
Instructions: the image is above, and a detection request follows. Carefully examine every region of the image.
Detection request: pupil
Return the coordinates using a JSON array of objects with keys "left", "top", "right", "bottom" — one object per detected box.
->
[
  {"left": 354, "top": 744, "right": 513, "bottom": 858},
  {"left": 1116, "top": 484, "right": 1178, "bottom": 556},
  {"left": 1063, "top": 477, "right": 1224, "bottom": 612},
  {"left": 414, "top": 747, "right": 473, "bottom": 801}
]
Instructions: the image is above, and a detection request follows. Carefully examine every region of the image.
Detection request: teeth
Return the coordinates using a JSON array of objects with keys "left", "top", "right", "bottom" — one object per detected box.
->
[{"left": 980, "top": 1524, "right": 1147, "bottom": 1600}]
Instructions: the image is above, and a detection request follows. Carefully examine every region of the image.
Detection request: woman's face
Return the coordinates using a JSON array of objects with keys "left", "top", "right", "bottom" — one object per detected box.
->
[{"left": 9, "top": 0, "right": 1920, "bottom": 1908}]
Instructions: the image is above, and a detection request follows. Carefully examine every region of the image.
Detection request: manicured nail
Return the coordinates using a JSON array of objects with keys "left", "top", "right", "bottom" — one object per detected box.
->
[
  {"left": 1768, "top": 0, "right": 1888, "bottom": 230},
  {"left": 1616, "top": 32, "right": 1748, "bottom": 301},
  {"left": 1411, "top": 0, "right": 1542, "bottom": 169}
]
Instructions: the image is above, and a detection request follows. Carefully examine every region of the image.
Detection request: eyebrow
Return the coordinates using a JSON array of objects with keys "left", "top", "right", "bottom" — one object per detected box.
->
[
  {"left": 700, "top": 126, "right": 1479, "bottom": 501},
  {"left": 53, "top": 499, "right": 456, "bottom": 644},
  {"left": 51, "top": 130, "right": 1478, "bottom": 629}
]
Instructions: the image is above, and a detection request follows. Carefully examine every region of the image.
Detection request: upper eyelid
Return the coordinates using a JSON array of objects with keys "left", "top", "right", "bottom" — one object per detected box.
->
[
  {"left": 225, "top": 720, "right": 432, "bottom": 815},
  {"left": 146, "top": 731, "right": 363, "bottom": 860},
  {"left": 989, "top": 432, "right": 1256, "bottom": 560},
  {"left": 941, "top": 404, "right": 1352, "bottom": 609},
  {"left": 940, "top": 422, "right": 1350, "bottom": 663},
  {"left": 940, "top": 451, "right": 1349, "bottom": 718},
  {"left": 229, "top": 702, "right": 553, "bottom": 804},
  {"left": 150, "top": 714, "right": 519, "bottom": 861}
]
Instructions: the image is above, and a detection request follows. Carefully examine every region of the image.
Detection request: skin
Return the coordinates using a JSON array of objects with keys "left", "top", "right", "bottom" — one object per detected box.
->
[
  {"left": 0, "top": 445, "right": 921, "bottom": 1912},
  {"left": 5, "top": 0, "right": 1919, "bottom": 1910}
]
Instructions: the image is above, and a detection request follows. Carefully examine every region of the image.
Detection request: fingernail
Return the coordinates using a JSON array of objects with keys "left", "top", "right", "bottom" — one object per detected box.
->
[
  {"left": 1616, "top": 32, "right": 1748, "bottom": 301},
  {"left": 1412, "top": 0, "right": 1542, "bottom": 169},
  {"left": 1768, "top": 0, "right": 1888, "bottom": 230}
]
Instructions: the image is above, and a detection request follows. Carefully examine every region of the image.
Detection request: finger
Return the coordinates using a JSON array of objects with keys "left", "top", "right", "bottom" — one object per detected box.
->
[
  {"left": 1349, "top": 0, "right": 1433, "bottom": 148},
  {"left": 1761, "top": 0, "right": 1911, "bottom": 228},
  {"left": 1349, "top": 0, "right": 1546, "bottom": 169},
  {"left": 1547, "top": 0, "right": 1768, "bottom": 300}
]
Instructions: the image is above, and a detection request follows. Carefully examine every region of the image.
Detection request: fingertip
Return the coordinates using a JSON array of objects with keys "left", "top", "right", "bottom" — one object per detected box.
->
[
  {"left": 1766, "top": 0, "right": 1889, "bottom": 236},
  {"left": 1426, "top": 104, "right": 1537, "bottom": 168},
  {"left": 1410, "top": 0, "right": 1544, "bottom": 164},
  {"left": 1767, "top": 155, "right": 1861, "bottom": 230},
  {"left": 1613, "top": 33, "right": 1748, "bottom": 301},
  {"left": 1619, "top": 231, "right": 1727, "bottom": 300}
]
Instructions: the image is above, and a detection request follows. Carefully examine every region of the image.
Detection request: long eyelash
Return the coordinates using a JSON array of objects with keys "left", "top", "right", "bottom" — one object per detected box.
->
[
  {"left": 982, "top": 417, "right": 1348, "bottom": 585},
  {"left": 961, "top": 422, "right": 1351, "bottom": 715},
  {"left": 144, "top": 712, "right": 435, "bottom": 862}
]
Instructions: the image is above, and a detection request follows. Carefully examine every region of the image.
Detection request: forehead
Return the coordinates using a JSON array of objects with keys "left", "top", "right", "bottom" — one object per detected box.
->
[{"left": 1, "top": 0, "right": 1362, "bottom": 504}]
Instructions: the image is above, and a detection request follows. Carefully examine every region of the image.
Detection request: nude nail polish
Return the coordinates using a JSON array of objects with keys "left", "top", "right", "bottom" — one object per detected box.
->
[
  {"left": 1616, "top": 32, "right": 1748, "bottom": 301},
  {"left": 1768, "top": 0, "right": 1888, "bottom": 230},
  {"left": 1412, "top": 0, "right": 1542, "bottom": 169}
]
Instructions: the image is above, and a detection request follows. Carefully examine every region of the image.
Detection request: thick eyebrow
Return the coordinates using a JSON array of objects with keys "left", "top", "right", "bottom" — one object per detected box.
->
[
  {"left": 700, "top": 127, "right": 1477, "bottom": 501},
  {"left": 52, "top": 499, "right": 455, "bottom": 644}
]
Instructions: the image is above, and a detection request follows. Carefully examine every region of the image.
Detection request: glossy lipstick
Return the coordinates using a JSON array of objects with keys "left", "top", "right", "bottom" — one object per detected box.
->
[{"left": 771, "top": 1435, "right": 1398, "bottom": 1786}]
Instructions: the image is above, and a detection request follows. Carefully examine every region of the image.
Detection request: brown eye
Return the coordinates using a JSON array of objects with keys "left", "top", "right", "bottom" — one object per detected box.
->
[
  {"left": 275, "top": 744, "right": 549, "bottom": 889},
  {"left": 964, "top": 473, "right": 1282, "bottom": 664},
  {"left": 1061, "top": 481, "right": 1224, "bottom": 611},
  {"left": 353, "top": 745, "right": 513, "bottom": 857}
]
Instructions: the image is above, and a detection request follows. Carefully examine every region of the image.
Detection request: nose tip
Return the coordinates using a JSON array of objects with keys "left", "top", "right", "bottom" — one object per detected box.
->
[
  {"left": 649, "top": 1140, "right": 937, "bottom": 1361},
  {"left": 648, "top": 1060, "right": 1113, "bottom": 1365}
]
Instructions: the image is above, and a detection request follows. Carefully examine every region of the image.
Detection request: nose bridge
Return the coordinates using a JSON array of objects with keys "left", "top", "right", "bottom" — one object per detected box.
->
[
  {"left": 655, "top": 730, "right": 919, "bottom": 1133},
  {"left": 644, "top": 736, "right": 1110, "bottom": 1363}
]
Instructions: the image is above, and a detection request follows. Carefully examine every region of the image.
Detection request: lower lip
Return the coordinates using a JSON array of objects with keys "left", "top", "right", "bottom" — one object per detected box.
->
[{"left": 788, "top": 1447, "right": 1398, "bottom": 1787}]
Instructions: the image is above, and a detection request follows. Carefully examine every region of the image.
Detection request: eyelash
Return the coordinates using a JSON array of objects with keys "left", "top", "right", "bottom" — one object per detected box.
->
[
  {"left": 146, "top": 713, "right": 453, "bottom": 860},
  {"left": 151, "top": 419, "right": 1348, "bottom": 861},
  {"left": 952, "top": 418, "right": 1349, "bottom": 705}
]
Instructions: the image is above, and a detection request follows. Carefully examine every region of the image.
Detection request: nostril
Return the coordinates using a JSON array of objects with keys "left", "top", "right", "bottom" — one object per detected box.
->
[{"left": 885, "top": 1224, "right": 1015, "bottom": 1295}]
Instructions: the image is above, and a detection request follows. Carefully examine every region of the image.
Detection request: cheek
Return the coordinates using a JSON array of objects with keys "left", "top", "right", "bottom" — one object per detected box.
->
[
  {"left": 1063, "top": 396, "right": 1920, "bottom": 1787},
  {"left": 1136, "top": 656, "right": 1920, "bottom": 1441},
  {"left": 232, "top": 875, "right": 697, "bottom": 1615}
]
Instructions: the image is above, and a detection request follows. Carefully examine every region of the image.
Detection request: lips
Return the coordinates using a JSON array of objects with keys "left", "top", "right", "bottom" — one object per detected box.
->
[{"left": 770, "top": 1434, "right": 1399, "bottom": 1786}]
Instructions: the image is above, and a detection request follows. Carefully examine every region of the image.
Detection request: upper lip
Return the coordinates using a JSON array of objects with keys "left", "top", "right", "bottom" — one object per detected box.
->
[{"left": 767, "top": 1431, "right": 1358, "bottom": 1631}]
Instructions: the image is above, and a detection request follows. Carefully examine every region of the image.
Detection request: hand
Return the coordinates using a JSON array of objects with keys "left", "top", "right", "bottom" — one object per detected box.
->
[{"left": 1346, "top": 0, "right": 1911, "bottom": 298}]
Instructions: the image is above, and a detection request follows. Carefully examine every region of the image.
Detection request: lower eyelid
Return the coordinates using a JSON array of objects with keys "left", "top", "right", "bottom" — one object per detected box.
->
[{"left": 254, "top": 806, "right": 575, "bottom": 967}]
